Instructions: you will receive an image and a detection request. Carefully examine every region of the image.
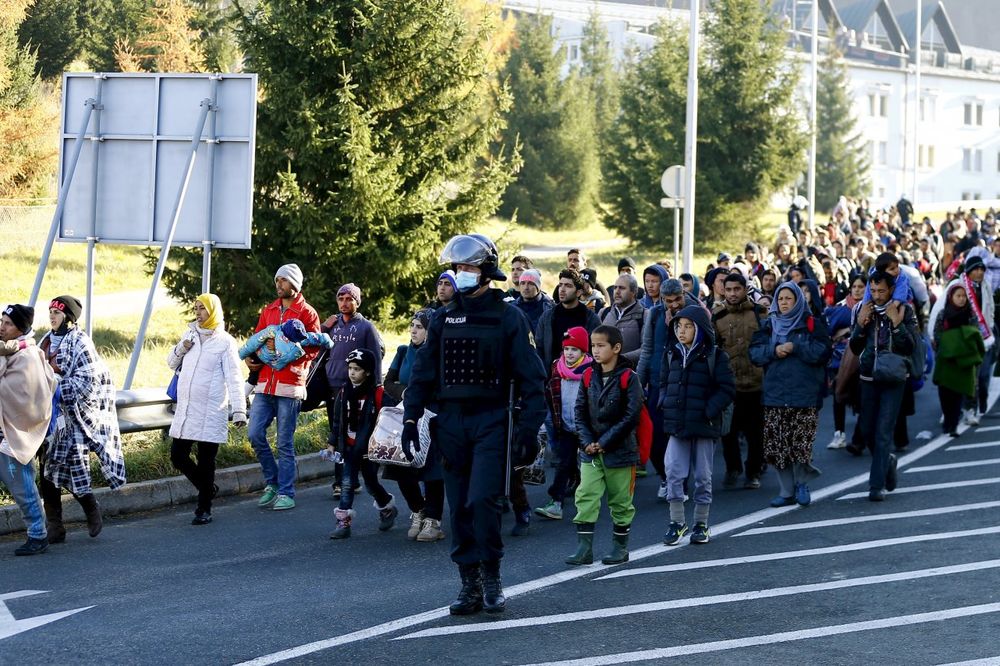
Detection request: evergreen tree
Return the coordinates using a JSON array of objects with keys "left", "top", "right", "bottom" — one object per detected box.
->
[
  {"left": 0, "top": 0, "right": 58, "bottom": 199},
  {"left": 578, "top": 9, "right": 618, "bottom": 183},
  {"left": 816, "top": 45, "right": 869, "bottom": 212},
  {"left": 17, "top": 0, "right": 84, "bottom": 79},
  {"left": 601, "top": 19, "right": 688, "bottom": 248},
  {"left": 698, "top": 0, "right": 805, "bottom": 242},
  {"left": 499, "top": 12, "right": 599, "bottom": 230},
  {"left": 115, "top": 0, "right": 207, "bottom": 72},
  {"left": 158, "top": 0, "right": 518, "bottom": 331},
  {"left": 81, "top": 0, "right": 153, "bottom": 72}
]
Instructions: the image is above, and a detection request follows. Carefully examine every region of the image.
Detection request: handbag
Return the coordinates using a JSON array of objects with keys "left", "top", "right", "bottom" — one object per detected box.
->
[
  {"left": 367, "top": 405, "right": 433, "bottom": 468},
  {"left": 166, "top": 371, "right": 180, "bottom": 402},
  {"left": 834, "top": 344, "right": 860, "bottom": 403},
  {"left": 873, "top": 350, "right": 908, "bottom": 383}
]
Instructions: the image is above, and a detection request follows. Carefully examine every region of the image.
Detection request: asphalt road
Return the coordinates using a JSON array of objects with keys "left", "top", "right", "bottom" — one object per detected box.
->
[{"left": 3, "top": 382, "right": 1000, "bottom": 666}]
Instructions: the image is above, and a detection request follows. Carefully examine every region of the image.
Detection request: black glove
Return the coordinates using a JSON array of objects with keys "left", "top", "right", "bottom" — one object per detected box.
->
[
  {"left": 511, "top": 428, "right": 538, "bottom": 468},
  {"left": 401, "top": 421, "right": 420, "bottom": 461}
]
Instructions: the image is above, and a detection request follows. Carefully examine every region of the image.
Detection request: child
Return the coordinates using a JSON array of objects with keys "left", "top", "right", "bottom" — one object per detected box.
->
[
  {"left": 239, "top": 318, "right": 332, "bottom": 371},
  {"left": 536, "top": 326, "right": 592, "bottom": 521},
  {"left": 329, "top": 348, "right": 398, "bottom": 539},
  {"left": 565, "top": 325, "right": 643, "bottom": 566},
  {"left": 862, "top": 252, "right": 911, "bottom": 307},
  {"left": 660, "top": 305, "right": 735, "bottom": 546}
]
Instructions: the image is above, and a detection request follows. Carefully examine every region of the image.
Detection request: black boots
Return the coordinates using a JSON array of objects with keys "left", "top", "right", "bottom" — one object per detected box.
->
[
  {"left": 40, "top": 480, "right": 66, "bottom": 544},
  {"left": 76, "top": 493, "right": 103, "bottom": 538},
  {"left": 601, "top": 524, "right": 630, "bottom": 565},
  {"left": 481, "top": 560, "right": 505, "bottom": 614},
  {"left": 15, "top": 537, "right": 48, "bottom": 556},
  {"left": 449, "top": 563, "right": 484, "bottom": 616},
  {"left": 565, "top": 522, "right": 595, "bottom": 566}
]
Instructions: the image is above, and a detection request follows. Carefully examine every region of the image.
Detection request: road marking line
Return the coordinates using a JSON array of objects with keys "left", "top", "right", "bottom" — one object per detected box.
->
[
  {"left": 972, "top": 425, "right": 1000, "bottom": 433},
  {"left": 395, "top": 559, "right": 1000, "bottom": 640},
  {"left": 838, "top": 477, "right": 1000, "bottom": 500},
  {"left": 515, "top": 602, "right": 1000, "bottom": 666},
  {"left": 936, "top": 659, "right": 1000, "bottom": 666},
  {"left": 732, "top": 501, "right": 1000, "bottom": 537},
  {"left": 0, "top": 591, "right": 93, "bottom": 642},
  {"left": 234, "top": 380, "right": 1000, "bottom": 665},
  {"left": 595, "top": 525, "right": 1000, "bottom": 580},
  {"left": 947, "top": 441, "right": 1000, "bottom": 452},
  {"left": 905, "top": 458, "right": 1000, "bottom": 473}
]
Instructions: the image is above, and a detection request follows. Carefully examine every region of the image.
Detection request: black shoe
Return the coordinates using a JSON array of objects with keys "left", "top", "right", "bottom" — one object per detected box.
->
[
  {"left": 949, "top": 430, "right": 960, "bottom": 438},
  {"left": 845, "top": 443, "right": 864, "bottom": 457},
  {"left": 885, "top": 454, "right": 898, "bottom": 492},
  {"left": 192, "top": 513, "right": 213, "bottom": 526},
  {"left": 331, "top": 484, "right": 342, "bottom": 500},
  {"left": 449, "top": 564, "right": 483, "bottom": 616},
  {"left": 690, "top": 522, "right": 711, "bottom": 544},
  {"left": 510, "top": 511, "right": 530, "bottom": 537},
  {"left": 869, "top": 489, "right": 886, "bottom": 502},
  {"left": 481, "top": 561, "right": 506, "bottom": 613},
  {"left": 663, "top": 521, "right": 688, "bottom": 546},
  {"left": 15, "top": 537, "right": 48, "bottom": 556}
]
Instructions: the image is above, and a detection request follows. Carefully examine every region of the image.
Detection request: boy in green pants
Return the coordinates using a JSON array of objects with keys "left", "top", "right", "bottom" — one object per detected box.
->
[{"left": 566, "top": 325, "right": 644, "bottom": 566}]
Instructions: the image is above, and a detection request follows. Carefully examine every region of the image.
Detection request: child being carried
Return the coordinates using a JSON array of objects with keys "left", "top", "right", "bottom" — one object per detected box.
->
[{"left": 239, "top": 319, "right": 333, "bottom": 371}]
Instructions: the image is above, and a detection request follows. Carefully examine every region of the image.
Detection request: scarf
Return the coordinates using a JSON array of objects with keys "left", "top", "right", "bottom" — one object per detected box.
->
[
  {"left": 556, "top": 353, "right": 592, "bottom": 381},
  {"left": 196, "top": 293, "right": 224, "bottom": 330},
  {"left": 769, "top": 282, "right": 808, "bottom": 346},
  {"left": 344, "top": 376, "right": 375, "bottom": 438},
  {"left": 961, "top": 273, "right": 992, "bottom": 342}
]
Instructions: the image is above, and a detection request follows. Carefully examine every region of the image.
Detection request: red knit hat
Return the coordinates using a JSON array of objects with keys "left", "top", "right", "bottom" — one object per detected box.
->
[{"left": 562, "top": 326, "right": 589, "bottom": 352}]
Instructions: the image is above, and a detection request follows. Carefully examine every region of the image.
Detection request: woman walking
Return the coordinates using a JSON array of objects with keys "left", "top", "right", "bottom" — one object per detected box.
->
[
  {"left": 383, "top": 309, "right": 446, "bottom": 542},
  {"left": 168, "top": 294, "right": 247, "bottom": 525},
  {"left": 39, "top": 295, "right": 126, "bottom": 541},
  {"left": 750, "top": 282, "right": 831, "bottom": 507},
  {"left": 930, "top": 282, "right": 985, "bottom": 437}
]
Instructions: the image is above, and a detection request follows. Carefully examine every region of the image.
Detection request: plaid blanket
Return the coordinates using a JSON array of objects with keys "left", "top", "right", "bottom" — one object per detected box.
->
[{"left": 44, "top": 327, "right": 126, "bottom": 494}]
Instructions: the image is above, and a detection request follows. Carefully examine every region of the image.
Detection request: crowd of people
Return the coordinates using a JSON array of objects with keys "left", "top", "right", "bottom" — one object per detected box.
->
[{"left": 2, "top": 196, "right": 998, "bottom": 616}]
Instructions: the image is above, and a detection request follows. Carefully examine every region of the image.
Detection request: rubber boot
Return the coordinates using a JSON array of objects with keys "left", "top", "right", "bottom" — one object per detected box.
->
[
  {"left": 40, "top": 479, "right": 66, "bottom": 544},
  {"left": 330, "top": 508, "right": 354, "bottom": 539},
  {"left": 449, "top": 564, "right": 483, "bottom": 616},
  {"left": 565, "top": 522, "right": 595, "bottom": 566},
  {"left": 601, "top": 524, "right": 630, "bottom": 565},
  {"left": 76, "top": 493, "right": 103, "bottom": 538},
  {"left": 481, "top": 560, "right": 506, "bottom": 614}
]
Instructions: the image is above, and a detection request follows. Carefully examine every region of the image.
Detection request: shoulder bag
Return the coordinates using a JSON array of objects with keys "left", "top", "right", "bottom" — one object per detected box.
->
[{"left": 367, "top": 405, "right": 433, "bottom": 468}]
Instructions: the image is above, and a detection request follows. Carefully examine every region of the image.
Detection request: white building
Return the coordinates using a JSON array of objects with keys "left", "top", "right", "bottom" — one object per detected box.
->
[{"left": 501, "top": 0, "right": 1000, "bottom": 210}]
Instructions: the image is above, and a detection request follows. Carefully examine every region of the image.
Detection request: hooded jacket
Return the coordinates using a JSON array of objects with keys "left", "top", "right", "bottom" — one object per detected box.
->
[
  {"left": 639, "top": 264, "right": 670, "bottom": 309},
  {"left": 712, "top": 298, "right": 765, "bottom": 393},
  {"left": 637, "top": 292, "right": 708, "bottom": 387},
  {"left": 658, "top": 305, "right": 736, "bottom": 439}
]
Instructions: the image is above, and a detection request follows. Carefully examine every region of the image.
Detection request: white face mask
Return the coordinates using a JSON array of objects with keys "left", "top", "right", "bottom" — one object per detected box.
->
[{"left": 455, "top": 270, "right": 480, "bottom": 293}]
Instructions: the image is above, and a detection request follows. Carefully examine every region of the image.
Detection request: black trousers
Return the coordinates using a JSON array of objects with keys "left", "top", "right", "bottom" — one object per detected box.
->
[
  {"left": 647, "top": 384, "right": 668, "bottom": 480},
  {"left": 170, "top": 439, "right": 220, "bottom": 513},
  {"left": 397, "top": 479, "right": 445, "bottom": 521},
  {"left": 939, "top": 385, "right": 964, "bottom": 434},
  {"left": 435, "top": 407, "right": 506, "bottom": 565},
  {"left": 721, "top": 391, "right": 764, "bottom": 477}
]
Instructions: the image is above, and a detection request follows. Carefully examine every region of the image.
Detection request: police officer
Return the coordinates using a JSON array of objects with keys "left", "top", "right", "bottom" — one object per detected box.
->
[{"left": 403, "top": 234, "right": 546, "bottom": 616}]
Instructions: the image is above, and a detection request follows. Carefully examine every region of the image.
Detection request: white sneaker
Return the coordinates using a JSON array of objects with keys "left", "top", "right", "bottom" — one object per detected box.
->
[
  {"left": 826, "top": 431, "right": 846, "bottom": 449},
  {"left": 656, "top": 481, "right": 668, "bottom": 500},
  {"left": 964, "top": 409, "right": 980, "bottom": 426}
]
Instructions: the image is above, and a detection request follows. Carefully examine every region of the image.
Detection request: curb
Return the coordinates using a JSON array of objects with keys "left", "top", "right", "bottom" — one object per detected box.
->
[{"left": 0, "top": 452, "right": 335, "bottom": 536}]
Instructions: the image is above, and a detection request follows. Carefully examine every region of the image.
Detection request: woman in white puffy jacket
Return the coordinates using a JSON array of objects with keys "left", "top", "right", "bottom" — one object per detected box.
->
[{"left": 168, "top": 293, "right": 246, "bottom": 525}]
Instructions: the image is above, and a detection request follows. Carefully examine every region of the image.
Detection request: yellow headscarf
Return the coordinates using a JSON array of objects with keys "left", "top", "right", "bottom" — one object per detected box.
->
[{"left": 196, "top": 293, "right": 223, "bottom": 330}]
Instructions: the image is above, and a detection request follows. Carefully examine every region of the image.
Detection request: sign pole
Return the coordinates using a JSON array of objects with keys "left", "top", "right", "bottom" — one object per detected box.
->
[
  {"left": 682, "top": 0, "right": 699, "bottom": 273},
  {"left": 673, "top": 204, "right": 680, "bottom": 273},
  {"left": 807, "top": 0, "right": 818, "bottom": 231},
  {"left": 123, "top": 97, "right": 216, "bottom": 389},
  {"left": 201, "top": 75, "right": 221, "bottom": 295}
]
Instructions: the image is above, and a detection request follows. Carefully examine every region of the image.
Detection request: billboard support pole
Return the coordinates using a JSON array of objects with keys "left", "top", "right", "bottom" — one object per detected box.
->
[
  {"left": 84, "top": 75, "right": 106, "bottom": 334},
  {"left": 123, "top": 97, "right": 215, "bottom": 390},
  {"left": 29, "top": 95, "right": 99, "bottom": 308},
  {"left": 201, "top": 75, "right": 221, "bottom": 295}
]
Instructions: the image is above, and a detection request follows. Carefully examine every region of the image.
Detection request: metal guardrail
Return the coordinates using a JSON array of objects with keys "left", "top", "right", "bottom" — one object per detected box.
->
[{"left": 116, "top": 388, "right": 175, "bottom": 434}]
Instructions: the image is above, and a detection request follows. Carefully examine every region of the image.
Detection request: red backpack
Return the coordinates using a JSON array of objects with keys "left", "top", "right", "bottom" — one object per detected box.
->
[{"left": 582, "top": 367, "right": 653, "bottom": 466}]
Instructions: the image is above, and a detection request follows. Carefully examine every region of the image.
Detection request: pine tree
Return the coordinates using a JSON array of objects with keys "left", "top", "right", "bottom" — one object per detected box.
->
[
  {"left": 81, "top": 0, "right": 153, "bottom": 72},
  {"left": 601, "top": 18, "right": 688, "bottom": 248},
  {"left": 158, "top": 0, "right": 518, "bottom": 331},
  {"left": 816, "top": 45, "right": 869, "bottom": 212},
  {"left": 0, "top": 0, "right": 58, "bottom": 199},
  {"left": 578, "top": 9, "right": 618, "bottom": 184},
  {"left": 115, "top": 0, "right": 207, "bottom": 73},
  {"left": 499, "top": 12, "right": 599, "bottom": 230},
  {"left": 698, "top": 0, "right": 806, "bottom": 242},
  {"left": 16, "top": 0, "right": 84, "bottom": 79}
]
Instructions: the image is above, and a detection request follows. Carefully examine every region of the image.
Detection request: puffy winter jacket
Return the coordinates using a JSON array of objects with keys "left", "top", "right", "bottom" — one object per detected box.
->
[
  {"left": 637, "top": 293, "right": 706, "bottom": 387},
  {"left": 750, "top": 314, "right": 832, "bottom": 408},
  {"left": 712, "top": 299, "right": 765, "bottom": 393},
  {"left": 658, "top": 305, "right": 736, "bottom": 439},
  {"left": 574, "top": 357, "right": 643, "bottom": 468},
  {"left": 252, "top": 293, "right": 321, "bottom": 399},
  {"left": 168, "top": 323, "right": 245, "bottom": 444}
]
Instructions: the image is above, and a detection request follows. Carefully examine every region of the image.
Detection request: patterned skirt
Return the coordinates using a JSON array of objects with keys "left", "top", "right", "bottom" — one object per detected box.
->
[{"left": 763, "top": 406, "right": 819, "bottom": 469}]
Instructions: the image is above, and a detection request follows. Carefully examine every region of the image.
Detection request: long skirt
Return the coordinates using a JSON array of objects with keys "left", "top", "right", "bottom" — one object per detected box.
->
[{"left": 763, "top": 406, "right": 818, "bottom": 469}]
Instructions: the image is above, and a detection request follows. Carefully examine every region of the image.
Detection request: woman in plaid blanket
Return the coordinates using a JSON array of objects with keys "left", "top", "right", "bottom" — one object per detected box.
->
[{"left": 38, "top": 295, "right": 126, "bottom": 541}]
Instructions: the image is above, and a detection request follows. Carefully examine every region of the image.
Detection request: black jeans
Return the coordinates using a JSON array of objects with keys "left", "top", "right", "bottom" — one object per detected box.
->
[
  {"left": 397, "top": 479, "right": 445, "bottom": 521},
  {"left": 548, "top": 430, "right": 580, "bottom": 503},
  {"left": 939, "top": 385, "right": 964, "bottom": 434},
  {"left": 721, "top": 391, "right": 764, "bottom": 477},
  {"left": 859, "top": 381, "right": 905, "bottom": 492},
  {"left": 170, "top": 439, "right": 220, "bottom": 514}
]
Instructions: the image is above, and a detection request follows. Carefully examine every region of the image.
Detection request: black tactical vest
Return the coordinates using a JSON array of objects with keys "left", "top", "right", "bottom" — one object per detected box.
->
[{"left": 438, "top": 300, "right": 507, "bottom": 401}]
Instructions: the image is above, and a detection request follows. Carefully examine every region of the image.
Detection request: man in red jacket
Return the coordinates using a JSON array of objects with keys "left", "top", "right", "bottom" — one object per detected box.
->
[{"left": 246, "top": 263, "right": 320, "bottom": 511}]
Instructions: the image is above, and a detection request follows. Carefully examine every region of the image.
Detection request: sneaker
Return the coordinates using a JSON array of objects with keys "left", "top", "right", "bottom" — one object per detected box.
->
[
  {"left": 744, "top": 476, "right": 761, "bottom": 489},
  {"left": 331, "top": 484, "right": 342, "bottom": 500},
  {"left": 964, "top": 409, "right": 980, "bottom": 426},
  {"left": 885, "top": 453, "right": 898, "bottom": 492},
  {"left": 416, "top": 518, "right": 446, "bottom": 542},
  {"left": 272, "top": 494, "right": 295, "bottom": 511},
  {"left": 534, "top": 499, "right": 563, "bottom": 520},
  {"left": 511, "top": 511, "right": 530, "bottom": 537},
  {"left": 690, "top": 522, "right": 710, "bottom": 544},
  {"left": 826, "top": 431, "right": 846, "bottom": 449},
  {"left": 407, "top": 511, "right": 425, "bottom": 540},
  {"left": 770, "top": 495, "right": 796, "bottom": 507},
  {"left": 794, "top": 483, "right": 811, "bottom": 506},
  {"left": 14, "top": 537, "right": 48, "bottom": 556},
  {"left": 656, "top": 480, "right": 668, "bottom": 500},
  {"left": 663, "top": 521, "right": 688, "bottom": 546},
  {"left": 192, "top": 510, "right": 212, "bottom": 526},
  {"left": 723, "top": 471, "right": 740, "bottom": 488},
  {"left": 869, "top": 489, "right": 886, "bottom": 502},
  {"left": 257, "top": 484, "right": 279, "bottom": 507}
]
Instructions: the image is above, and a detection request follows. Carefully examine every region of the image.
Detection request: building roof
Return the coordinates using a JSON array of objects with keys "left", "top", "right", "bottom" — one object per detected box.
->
[
  {"left": 835, "top": 0, "right": 909, "bottom": 51},
  {"left": 938, "top": 0, "right": 1000, "bottom": 51},
  {"left": 887, "top": 0, "right": 962, "bottom": 55}
]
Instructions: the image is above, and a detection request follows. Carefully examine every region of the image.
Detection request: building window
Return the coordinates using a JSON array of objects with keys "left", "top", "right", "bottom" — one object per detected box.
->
[
  {"left": 918, "top": 145, "right": 935, "bottom": 168},
  {"left": 962, "top": 192, "right": 982, "bottom": 201},
  {"left": 919, "top": 97, "right": 936, "bottom": 122},
  {"left": 997, "top": 151, "right": 1000, "bottom": 172},
  {"left": 868, "top": 93, "right": 888, "bottom": 117},
  {"left": 963, "top": 148, "right": 982, "bottom": 171},
  {"left": 569, "top": 44, "right": 579, "bottom": 61},
  {"left": 965, "top": 101, "right": 984, "bottom": 126},
  {"left": 976, "top": 149, "right": 983, "bottom": 171},
  {"left": 877, "top": 141, "right": 888, "bottom": 165}
]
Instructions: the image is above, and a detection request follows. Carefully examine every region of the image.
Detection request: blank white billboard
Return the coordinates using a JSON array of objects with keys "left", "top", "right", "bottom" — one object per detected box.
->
[{"left": 58, "top": 73, "right": 257, "bottom": 249}]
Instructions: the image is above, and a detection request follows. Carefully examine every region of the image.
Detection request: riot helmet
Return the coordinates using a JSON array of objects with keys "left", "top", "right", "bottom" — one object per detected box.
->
[{"left": 439, "top": 234, "right": 507, "bottom": 287}]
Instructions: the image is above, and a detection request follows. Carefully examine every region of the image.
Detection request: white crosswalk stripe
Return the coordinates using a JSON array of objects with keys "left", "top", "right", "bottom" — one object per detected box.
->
[
  {"left": 838, "top": 477, "right": 1000, "bottom": 500},
  {"left": 905, "top": 457, "right": 1000, "bottom": 473}
]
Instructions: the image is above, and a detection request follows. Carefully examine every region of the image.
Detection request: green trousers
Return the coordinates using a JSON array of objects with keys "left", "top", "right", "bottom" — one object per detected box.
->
[{"left": 573, "top": 456, "right": 636, "bottom": 526}]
